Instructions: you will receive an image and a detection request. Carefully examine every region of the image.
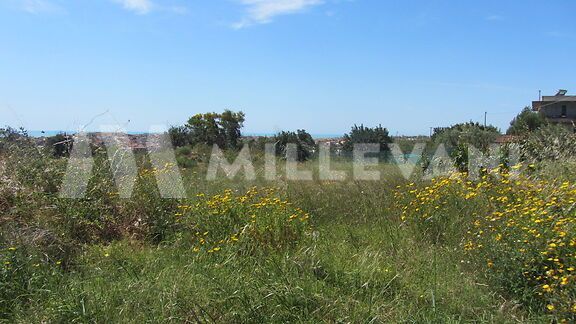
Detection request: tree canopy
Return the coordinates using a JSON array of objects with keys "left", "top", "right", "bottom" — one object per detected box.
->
[
  {"left": 432, "top": 122, "right": 500, "bottom": 151},
  {"left": 273, "top": 130, "right": 316, "bottom": 162},
  {"left": 342, "top": 124, "right": 392, "bottom": 153},
  {"left": 169, "top": 110, "right": 245, "bottom": 150},
  {"left": 431, "top": 122, "right": 501, "bottom": 171},
  {"left": 507, "top": 106, "right": 547, "bottom": 135}
]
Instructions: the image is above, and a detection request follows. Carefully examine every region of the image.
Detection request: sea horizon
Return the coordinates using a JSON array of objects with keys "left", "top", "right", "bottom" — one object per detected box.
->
[{"left": 27, "top": 130, "right": 345, "bottom": 140}]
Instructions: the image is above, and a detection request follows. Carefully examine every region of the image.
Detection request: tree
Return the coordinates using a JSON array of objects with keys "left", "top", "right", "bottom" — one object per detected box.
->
[
  {"left": 507, "top": 106, "right": 547, "bottom": 135},
  {"left": 169, "top": 110, "right": 245, "bottom": 150},
  {"left": 45, "top": 133, "right": 72, "bottom": 157},
  {"left": 342, "top": 124, "right": 392, "bottom": 154},
  {"left": 219, "top": 110, "right": 246, "bottom": 149},
  {"left": 432, "top": 122, "right": 501, "bottom": 170},
  {"left": 0, "top": 126, "right": 28, "bottom": 142},
  {"left": 187, "top": 112, "right": 223, "bottom": 148},
  {"left": 186, "top": 110, "right": 245, "bottom": 150},
  {"left": 0, "top": 127, "right": 29, "bottom": 154},
  {"left": 432, "top": 122, "right": 500, "bottom": 151},
  {"left": 168, "top": 125, "right": 192, "bottom": 147},
  {"left": 273, "top": 130, "right": 316, "bottom": 162}
]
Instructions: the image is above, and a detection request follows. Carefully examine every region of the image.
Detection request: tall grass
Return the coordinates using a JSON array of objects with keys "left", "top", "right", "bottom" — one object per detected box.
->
[{"left": 0, "top": 134, "right": 572, "bottom": 322}]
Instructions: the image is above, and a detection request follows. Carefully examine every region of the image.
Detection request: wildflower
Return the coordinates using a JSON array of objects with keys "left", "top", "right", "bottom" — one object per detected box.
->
[
  {"left": 511, "top": 164, "right": 522, "bottom": 170},
  {"left": 547, "top": 304, "right": 555, "bottom": 311},
  {"left": 542, "top": 284, "right": 553, "bottom": 293}
]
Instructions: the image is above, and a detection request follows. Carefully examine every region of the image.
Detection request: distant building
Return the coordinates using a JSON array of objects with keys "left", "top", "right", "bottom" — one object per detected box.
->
[
  {"left": 494, "top": 135, "right": 520, "bottom": 144},
  {"left": 532, "top": 89, "right": 576, "bottom": 129}
]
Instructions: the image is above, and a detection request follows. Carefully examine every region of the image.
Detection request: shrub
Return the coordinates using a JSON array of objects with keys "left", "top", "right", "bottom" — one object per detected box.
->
[
  {"left": 0, "top": 127, "right": 29, "bottom": 155},
  {"left": 122, "top": 164, "right": 181, "bottom": 243},
  {"left": 519, "top": 124, "right": 576, "bottom": 163},
  {"left": 175, "top": 145, "right": 196, "bottom": 168},
  {"left": 273, "top": 130, "right": 316, "bottom": 162},
  {"left": 169, "top": 125, "right": 192, "bottom": 148},
  {"left": 395, "top": 174, "right": 485, "bottom": 244},
  {"left": 177, "top": 188, "right": 310, "bottom": 255},
  {"left": 432, "top": 122, "right": 501, "bottom": 171},
  {"left": 396, "top": 170, "right": 576, "bottom": 321},
  {"left": 44, "top": 133, "right": 72, "bottom": 158}
]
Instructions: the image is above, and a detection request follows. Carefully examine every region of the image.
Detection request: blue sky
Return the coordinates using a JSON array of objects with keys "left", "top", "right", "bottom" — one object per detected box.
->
[{"left": 1, "top": 0, "right": 575, "bottom": 136}]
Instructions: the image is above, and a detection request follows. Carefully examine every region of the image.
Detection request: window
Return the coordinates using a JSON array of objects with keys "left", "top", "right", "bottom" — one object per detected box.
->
[{"left": 561, "top": 105, "right": 567, "bottom": 117}]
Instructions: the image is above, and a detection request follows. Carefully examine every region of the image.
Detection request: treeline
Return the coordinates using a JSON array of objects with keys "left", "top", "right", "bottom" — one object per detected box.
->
[
  {"left": 168, "top": 110, "right": 393, "bottom": 162},
  {"left": 165, "top": 105, "right": 549, "bottom": 163},
  {"left": 0, "top": 103, "right": 558, "bottom": 163}
]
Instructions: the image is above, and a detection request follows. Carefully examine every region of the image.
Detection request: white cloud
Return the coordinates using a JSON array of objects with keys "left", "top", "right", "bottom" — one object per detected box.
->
[
  {"left": 10, "top": 0, "right": 186, "bottom": 15},
  {"left": 112, "top": 0, "right": 154, "bottom": 15},
  {"left": 234, "top": 0, "right": 324, "bottom": 29}
]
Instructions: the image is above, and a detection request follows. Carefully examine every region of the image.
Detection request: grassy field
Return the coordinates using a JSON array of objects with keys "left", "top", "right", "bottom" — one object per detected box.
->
[{"left": 1, "top": 140, "right": 575, "bottom": 322}]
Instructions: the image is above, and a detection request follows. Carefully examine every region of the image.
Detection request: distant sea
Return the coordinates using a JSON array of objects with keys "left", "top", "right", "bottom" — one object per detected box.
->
[
  {"left": 28, "top": 131, "right": 343, "bottom": 139},
  {"left": 244, "top": 133, "right": 343, "bottom": 139},
  {"left": 28, "top": 130, "right": 70, "bottom": 137},
  {"left": 27, "top": 130, "right": 148, "bottom": 137}
]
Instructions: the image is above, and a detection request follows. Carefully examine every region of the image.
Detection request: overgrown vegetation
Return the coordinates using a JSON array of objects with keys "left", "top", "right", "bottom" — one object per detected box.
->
[
  {"left": 273, "top": 129, "right": 316, "bottom": 162},
  {"left": 1, "top": 108, "right": 575, "bottom": 322},
  {"left": 397, "top": 171, "right": 576, "bottom": 321},
  {"left": 432, "top": 122, "right": 501, "bottom": 170},
  {"left": 342, "top": 124, "right": 393, "bottom": 155},
  {"left": 507, "top": 106, "right": 548, "bottom": 135}
]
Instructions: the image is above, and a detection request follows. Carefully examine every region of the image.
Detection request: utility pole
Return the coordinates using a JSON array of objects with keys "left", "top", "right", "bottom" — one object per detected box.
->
[{"left": 484, "top": 112, "right": 487, "bottom": 127}]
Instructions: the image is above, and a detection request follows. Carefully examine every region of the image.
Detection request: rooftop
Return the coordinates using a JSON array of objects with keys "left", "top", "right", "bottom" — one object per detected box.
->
[
  {"left": 538, "top": 89, "right": 576, "bottom": 101},
  {"left": 541, "top": 95, "right": 576, "bottom": 102}
]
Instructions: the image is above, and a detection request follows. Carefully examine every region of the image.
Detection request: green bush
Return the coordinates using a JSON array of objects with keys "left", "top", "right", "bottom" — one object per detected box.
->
[
  {"left": 519, "top": 124, "right": 576, "bottom": 163},
  {"left": 432, "top": 122, "right": 501, "bottom": 171},
  {"left": 273, "top": 130, "right": 316, "bottom": 162},
  {"left": 342, "top": 124, "right": 392, "bottom": 156},
  {"left": 44, "top": 133, "right": 72, "bottom": 158}
]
